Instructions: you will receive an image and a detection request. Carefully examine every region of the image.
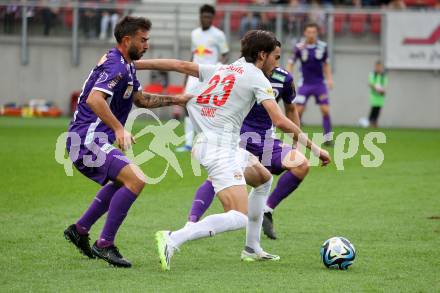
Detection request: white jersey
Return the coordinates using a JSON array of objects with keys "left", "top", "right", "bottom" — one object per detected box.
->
[
  {"left": 191, "top": 26, "right": 229, "bottom": 65},
  {"left": 186, "top": 57, "right": 276, "bottom": 146}
]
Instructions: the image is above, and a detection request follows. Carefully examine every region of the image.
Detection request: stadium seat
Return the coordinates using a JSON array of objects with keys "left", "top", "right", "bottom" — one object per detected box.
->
[
  {"left": 349, "top": 13, "right": 367, "bottom": 35},
  {"left": 166, "top": 85, "right": 184, "bottom": 95},
  {"left": 333, "top": 13, "right": 346, "bottom": 34},
  {"left": 370, "top": 14, "right": 381, "bottom": 35},
  {"left": 143, "top": 83, "right": 164, "bottom": 94}
]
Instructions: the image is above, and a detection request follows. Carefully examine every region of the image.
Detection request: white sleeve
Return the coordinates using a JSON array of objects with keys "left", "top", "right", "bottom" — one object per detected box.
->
[
  {"left": 198, "top": 64, "right": 219, "bottom": 83},
  {"left": 190, "top": 31, "right": 197, "bottom": 53},
  {"left": 217, "top": 31, "right": 229, "bottom": 55},
  {"left": 252, "top": 73, "right": 276, "bottom": 104}
]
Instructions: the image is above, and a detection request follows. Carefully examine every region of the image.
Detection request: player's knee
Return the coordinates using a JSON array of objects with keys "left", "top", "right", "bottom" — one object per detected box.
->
[
  {"left": 291, "top": 159, "right": 309, "bottom": 179},
  {"left": 125, "top": 176, "right": 145, "bottom": 195}
]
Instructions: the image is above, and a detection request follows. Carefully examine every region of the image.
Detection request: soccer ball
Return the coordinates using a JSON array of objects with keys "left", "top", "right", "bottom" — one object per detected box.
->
[{"left": 320, "top": 237, "right": 356, "bottom": 270}]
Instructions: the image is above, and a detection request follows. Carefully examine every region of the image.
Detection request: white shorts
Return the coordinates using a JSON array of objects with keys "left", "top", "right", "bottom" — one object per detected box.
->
[{"left": 192, "top": 140, "right": 251, "bottom": 193}]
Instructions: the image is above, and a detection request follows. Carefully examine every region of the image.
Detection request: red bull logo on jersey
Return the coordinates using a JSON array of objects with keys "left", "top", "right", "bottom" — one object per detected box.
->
[{"left": 193, "top": 45, "right": 214, "bottom": 56}]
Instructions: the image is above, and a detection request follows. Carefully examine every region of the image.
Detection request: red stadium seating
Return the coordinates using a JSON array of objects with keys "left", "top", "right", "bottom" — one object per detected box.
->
[
  {"left": 231, "top": 10, "right": 246, "bottom": 32},
  {"left": 143, "top": 83, "right": 164, "bottom": 94},
  {"left": 349, "top": 13, "right": 367, "bottom": 35},
  {"left": 213, "top": 10, "right": 225, "bottom": 28},
  {"left": 333, "top": 13, "right": 346, "bottom": 34},
  {"left": 165, "top": 85, "right": 184, "bottom": 95},
  {"left": 370, "top": 14, "right": 381, "bottom": 35},
  {"left": 404, "top": 0, "right": 436, "bottom": 6}
]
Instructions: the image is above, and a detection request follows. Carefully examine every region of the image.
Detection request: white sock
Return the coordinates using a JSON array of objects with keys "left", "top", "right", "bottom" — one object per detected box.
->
[
  {"left": 263, "top": 204, "right": 273, "bottom": 214},
  {"left": 246, "top": 177, "right": 273, "bottom": 253},
  {"left": 184, "top": 116, "right": 194, "bottom": 147},
  {"left": 170, "top": 210, "right": 247, "bottom": 248}
]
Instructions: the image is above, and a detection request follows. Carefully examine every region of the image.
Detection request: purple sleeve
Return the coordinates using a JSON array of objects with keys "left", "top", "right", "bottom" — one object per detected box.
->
[
  {"left": 93, "top": 59, "right": 126, "bottom": 97},
  {"left": 281, "top": 74, "right": 296, "bottom": 104},
  {"left": 133, "top": 71, "right": 141, "bottom": 92}
]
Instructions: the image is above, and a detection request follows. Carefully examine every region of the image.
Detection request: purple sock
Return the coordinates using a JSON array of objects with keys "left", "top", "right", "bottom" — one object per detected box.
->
[
  {"left": 188, "top": 180, "right": 216, "bottom": 222},
  {"left": 76, "top": 183, "right": 120, "bottom": 235},
  {"left": 98, "top": 186, "right": 137, "bottom": 247},
  {"left": 267, "top": 171, "right": 302, "bottom": 210},
  {"left": 323, "top": 115, "right": 332, "bottom": 139}
]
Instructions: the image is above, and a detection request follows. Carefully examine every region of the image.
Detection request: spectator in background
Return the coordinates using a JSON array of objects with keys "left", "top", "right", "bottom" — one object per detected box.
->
[
  {"left": 4, "top": 4, "right": 18, "bottom": 34},
  {"left": 239, "top": 12, "right": 260, "bottom": 37},
  {"left": 367, "top": 61, "right": 388, "bottom": 128},
  {"left": 99, "top": 0, "right": 120, "bottom": 40},
  {"left": 388, "top": 0, "right": 406, "bottom": 9},
  {"left": 307, "top": 0, "right": 326, "bottom": 29},
  {"left": 80, "top": 0, "right": 99, "bottom": 38},
  {"left": 41, "top": 0, "right": 60, "bottom": 36}
]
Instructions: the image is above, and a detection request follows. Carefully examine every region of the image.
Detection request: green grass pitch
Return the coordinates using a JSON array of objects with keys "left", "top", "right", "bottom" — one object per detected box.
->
[{"left": 0, "top": 116, "right": 439, "bottom": 292}]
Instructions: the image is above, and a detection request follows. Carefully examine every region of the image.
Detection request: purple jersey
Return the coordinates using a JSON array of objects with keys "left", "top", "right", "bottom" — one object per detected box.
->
[
  {"left": 241, "top": 67, "right": 295, "bottom": 138},
  {"left": 69, "top": 48, "right": 141, "bottom": 144},
  {"left": 291, "top": 40, "right": 328, "bottom": 85}
]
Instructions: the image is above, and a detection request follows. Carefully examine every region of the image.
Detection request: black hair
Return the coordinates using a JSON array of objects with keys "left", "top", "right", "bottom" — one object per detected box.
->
[
  {"left": 241, "top": 30, "right": 278, "bottom": 63},
  {"left": 114, "top": 16, "right": 152, "bottom": 44},
  {"left": 304, "top": 22, "right": 319, "bottom": 32},
  {"left": 200, "top": 4, "right": 215, "bottom": 15}
]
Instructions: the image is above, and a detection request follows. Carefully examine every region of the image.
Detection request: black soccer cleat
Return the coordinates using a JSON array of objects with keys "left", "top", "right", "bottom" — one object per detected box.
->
[
  {"left": 323, "top": 140, "right": 334, "bottom": 147},
  {"left": 262, "top": 212, "right": 277, "bottom": 240},
  {"left": 64, "top": 224, "right": 95, "bottom": 259},
  {"left": 91, "top": 241, "right": 132, "bottom": 268}
]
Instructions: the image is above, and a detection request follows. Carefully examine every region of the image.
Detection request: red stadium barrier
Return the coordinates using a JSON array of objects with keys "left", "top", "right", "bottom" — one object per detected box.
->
[
  {"left": 166, "top": 85, "right": 184, "bottom": 95},
  {"left": 143, "top": 83, "right": 164, "bottom": 94}
]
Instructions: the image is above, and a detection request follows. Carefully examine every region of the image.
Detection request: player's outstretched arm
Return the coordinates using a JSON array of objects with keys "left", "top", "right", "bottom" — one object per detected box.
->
[
  {"left": 87, "top": 90, "right": 135, "bottom": 151},
  {"left": 262, "top": 99, "right": 331, "bottom": 166},
  {"left": 133, "top": 91, "right": 192, "bottom": 109},
  {"left": 134, "top": 59, "right": 199, "bottom": 78}
]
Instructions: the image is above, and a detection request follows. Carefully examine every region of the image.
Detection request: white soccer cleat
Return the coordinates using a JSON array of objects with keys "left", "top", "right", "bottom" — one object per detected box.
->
[
  {"left": 155, "top": 230, "right": 177, "bottom": 271},
  {"left": 240, "top": 246, "right": 280, "bottom": 262}
]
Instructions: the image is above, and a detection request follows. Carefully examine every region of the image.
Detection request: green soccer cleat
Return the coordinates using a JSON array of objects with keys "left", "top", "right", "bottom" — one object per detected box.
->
[
  {"left": 155, "top": 231, "right": 177, "bottom": 271},
  {"left": 241, "top": 246, "right": 280, "bottom": 262}
]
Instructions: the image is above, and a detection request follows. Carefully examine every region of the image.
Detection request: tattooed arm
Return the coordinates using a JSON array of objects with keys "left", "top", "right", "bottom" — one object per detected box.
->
[{"left": 133, "top": 91, "right": 192, "bottom": 109}]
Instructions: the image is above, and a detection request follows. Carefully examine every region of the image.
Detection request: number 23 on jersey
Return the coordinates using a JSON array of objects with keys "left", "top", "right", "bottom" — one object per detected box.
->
[{"left": 196, "top": 74, "right": 236, "bottom": 107}]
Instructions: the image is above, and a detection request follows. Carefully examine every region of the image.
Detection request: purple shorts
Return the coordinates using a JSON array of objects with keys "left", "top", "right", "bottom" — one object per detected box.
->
[
  {"left": 242, "top": 138, "right": 292, "bottom": 175},
  {"left": 296, "top": 83, "right": 329, "bottom": 105},
  {"left": 66, "top": 140, "right": 130, "bottom": 186}
]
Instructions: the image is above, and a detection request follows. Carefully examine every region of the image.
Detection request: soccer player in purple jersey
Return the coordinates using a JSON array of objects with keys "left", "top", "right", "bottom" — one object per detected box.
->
[
  {"left": 186, "top": 63, "right": 310, "bottom": 240},
  {"left": 63, "top": 16, "right": 191, "bottom": 268},
  {"left": 287, "top": 22, "right": 335, "bottom": 145}
]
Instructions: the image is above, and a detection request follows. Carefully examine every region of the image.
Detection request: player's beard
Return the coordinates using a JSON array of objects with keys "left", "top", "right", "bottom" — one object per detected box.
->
[{"left": 128, "top": 45, "right": 144, "bottom": 61}]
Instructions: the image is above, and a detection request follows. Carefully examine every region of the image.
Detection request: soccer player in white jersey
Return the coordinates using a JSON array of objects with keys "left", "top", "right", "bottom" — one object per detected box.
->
[
  {"left": 176, "top": 4, "right": 229, "bottom": 152},
  {"left": 135, "top": 30, "right": 331, "bottom": 271}
]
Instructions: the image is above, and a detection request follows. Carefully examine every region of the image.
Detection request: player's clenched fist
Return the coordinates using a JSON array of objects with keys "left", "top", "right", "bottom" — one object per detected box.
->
[
  {"left": 115, "top": 128, "right": 136, "bottom": 151},
  {"left": 319, "top": 149, "right": 331, "bottom": 166}
]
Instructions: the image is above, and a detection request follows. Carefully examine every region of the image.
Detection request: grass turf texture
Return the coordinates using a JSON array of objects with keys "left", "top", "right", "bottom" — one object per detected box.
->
[{"left": 0, "top": 116, "right": 439, "bottom": 292}]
